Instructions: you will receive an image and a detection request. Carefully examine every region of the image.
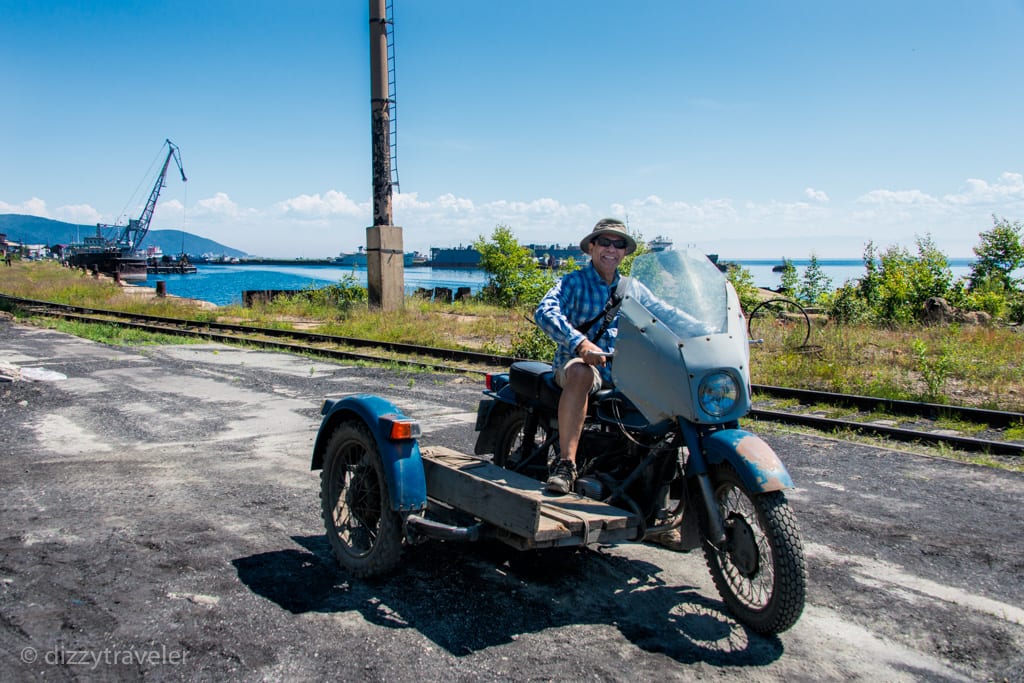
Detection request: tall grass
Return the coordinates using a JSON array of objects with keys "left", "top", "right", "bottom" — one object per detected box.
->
[
  {"left": 0, "top": 260, "right": 219, "bottom": 321},
  {"left": 749, "top": 319, "right": 1024, "bottom": 411}
]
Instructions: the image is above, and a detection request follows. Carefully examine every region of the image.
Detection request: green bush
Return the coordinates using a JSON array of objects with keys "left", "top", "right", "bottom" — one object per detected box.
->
[
  {"left": 778, "top": 258, "right": 798, "bottom": 297},
  {"left": 970, "top": 215, "right": 1024, "bottom": 292},
  {"left": 911, "top": 338, "right": 953, "bottom": 403},
  {"left": 290, "top": 275, "right": 367, "bottom": 313},
  {"left": 797, "top": 253, "right": 833, "bottom": 306},
  {"left": 828, "top": 283, "right": 872, "bottom": 324},
  {"left": 964, "top": 287, "right": 1007, "bottom": 319},
  {"left": 726, "top": 263, "right": 762, "bottom": 314},
  {"left": 846, "top": 236, "right": 958, "bottom": 324},
  {"left": 1007, "top": 293, "right": 1024, "bottom": 324},
  {"left": 510, "top": 324, "right": 556, "bottom": 360},
  {"left": 474, "top": 225, "right": 556, "bottom": 308}
]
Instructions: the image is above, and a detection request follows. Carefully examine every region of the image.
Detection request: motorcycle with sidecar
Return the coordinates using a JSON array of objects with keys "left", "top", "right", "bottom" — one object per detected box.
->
[{"left": 310, "top": 248, "right": 807, "bottom": 635}]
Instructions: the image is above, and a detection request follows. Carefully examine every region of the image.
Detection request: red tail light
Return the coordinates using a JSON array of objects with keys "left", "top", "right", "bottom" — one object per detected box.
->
[{"left": 378, "top": 414, "right": 421, "bottom": 441}]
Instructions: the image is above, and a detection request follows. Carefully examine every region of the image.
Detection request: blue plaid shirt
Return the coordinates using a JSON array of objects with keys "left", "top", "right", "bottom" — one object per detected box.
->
[{"left": 534, "top": 263, "right": 620, "bottom": 384}]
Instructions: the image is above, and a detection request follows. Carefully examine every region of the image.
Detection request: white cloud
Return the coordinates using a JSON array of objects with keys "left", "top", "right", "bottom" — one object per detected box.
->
[
  {"left": 194, "top": 192, "right": 244, "bottom": 218},
  {"left": 745, "top": 199, "right": 832, "bottom": 225},
  {"left": 432, "top": 192, "right": 472, "bottom": 211},
  {"left": 273, "top": 190, "right": 366, "bottom": 219},
  {"left": 804, "top": 187, "right": 829, "bottom": 202},
  {"left": 0, "top": 198, "right": 104, "bottom": 226},
  {"left": 485, "top": 197, "right": 573, "bottom": 217},
  {"left": 0, "top": 197, "right": 50, "bottom": 217},
  {"left": 856, "top": 189, "right": 938, "bottom": 205},
  {"left": 54, "top": 204, "right": 103, "bottom": 225},
  {"left": 944, "top": 172, "right": 1024, "bottom": 206},
  {"left": 389, "top": 194, "right": 595, "bottom": 248},
  {"left": 637, "top": 195, "right": 664, "bottom": 207},
  {"left": 151, "top": 199, "right": 185, "bottom": 226}
]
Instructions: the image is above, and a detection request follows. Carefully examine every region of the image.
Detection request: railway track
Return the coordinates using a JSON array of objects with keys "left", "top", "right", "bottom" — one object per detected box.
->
[{"left": 3, "top": 293, "right": 1022, "bottom": 457}]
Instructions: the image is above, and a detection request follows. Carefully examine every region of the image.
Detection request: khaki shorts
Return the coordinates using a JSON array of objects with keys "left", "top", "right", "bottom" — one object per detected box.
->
[{"left": 554, "top": 357, "right": 603, "bottom": 394}]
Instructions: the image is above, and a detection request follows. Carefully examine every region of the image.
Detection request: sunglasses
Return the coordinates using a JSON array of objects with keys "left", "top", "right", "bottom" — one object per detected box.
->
[{"left": 593, "top": 236, "right": 628, "bottom": 249}]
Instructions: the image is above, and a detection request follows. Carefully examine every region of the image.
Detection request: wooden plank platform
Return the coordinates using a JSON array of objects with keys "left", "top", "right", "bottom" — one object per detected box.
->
[{"left": 419, "top": 446, "right": 640, "bottom": 548}]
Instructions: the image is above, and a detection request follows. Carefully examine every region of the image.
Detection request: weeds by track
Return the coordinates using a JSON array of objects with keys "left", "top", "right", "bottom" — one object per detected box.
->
[{"left": 3, "top": 293, "right": 1022, "bottom": 457}]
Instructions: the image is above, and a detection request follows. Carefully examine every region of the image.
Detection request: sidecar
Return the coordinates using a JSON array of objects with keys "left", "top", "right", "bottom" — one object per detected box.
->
[{"left": 310, "top": 394, "right": 643, "bottom": 577}]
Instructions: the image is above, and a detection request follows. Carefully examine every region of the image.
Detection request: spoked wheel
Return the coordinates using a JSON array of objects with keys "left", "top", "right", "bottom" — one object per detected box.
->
[
  {"left": 702, "top": 465, "right": 806, "bottom": 634},
  {"left": 493, "top": 408, "right": 557, "bottom": 481},
  {"left": 746, "top": 297, "right": 812, "bottom": 351},
  {"left": 320, "top": 421, "right": 403, "bottom": 577}
]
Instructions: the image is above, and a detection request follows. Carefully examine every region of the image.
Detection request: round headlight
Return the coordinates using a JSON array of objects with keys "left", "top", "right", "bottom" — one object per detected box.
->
[{"left": 698, "top": 371, "right": 739, "bottom": 417}]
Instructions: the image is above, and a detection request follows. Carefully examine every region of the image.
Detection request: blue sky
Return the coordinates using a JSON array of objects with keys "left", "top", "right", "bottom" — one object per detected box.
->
[{"left": 2, "top": 1, "right": 1023, "bottom": 259}]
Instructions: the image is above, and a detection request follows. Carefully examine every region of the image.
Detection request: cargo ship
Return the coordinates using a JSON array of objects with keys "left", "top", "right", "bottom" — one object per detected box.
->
[
  {"left": 66, "top": 232, "right": 149, "bottom": 282},
  {"left": 428, "top": 243, "right": 587, "bottom": 269}
]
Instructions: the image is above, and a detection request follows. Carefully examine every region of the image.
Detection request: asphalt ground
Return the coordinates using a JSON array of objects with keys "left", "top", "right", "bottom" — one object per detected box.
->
[{"left": 1, "top": 316, "right": 1022, "bottom": 682}]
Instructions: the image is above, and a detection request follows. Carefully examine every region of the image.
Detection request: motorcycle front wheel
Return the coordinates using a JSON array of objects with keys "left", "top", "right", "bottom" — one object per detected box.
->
[
  {"left": 702, "top": 465, "right": 806, "bottom": 635},
  {"left": 493, "top": 408, "right": 556, "bottom": 480},
  {"left": 320, "top": 421, "right": 404, "bottom": 577}
]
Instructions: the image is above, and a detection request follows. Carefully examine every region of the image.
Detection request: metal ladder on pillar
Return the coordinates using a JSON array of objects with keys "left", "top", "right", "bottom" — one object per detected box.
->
[{"left": 385, "top": 0, "right": 400, "bottom": 192}]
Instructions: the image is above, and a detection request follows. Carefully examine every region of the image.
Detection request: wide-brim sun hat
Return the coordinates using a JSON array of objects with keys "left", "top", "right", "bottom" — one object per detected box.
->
[{"left": 579, "top": 218, "right": 637, "bottom": 255}]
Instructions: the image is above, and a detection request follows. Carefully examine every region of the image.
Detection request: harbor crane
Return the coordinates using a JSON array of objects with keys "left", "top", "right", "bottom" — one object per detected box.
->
[{"left": 100, "top": 139, "right": 187, "bottom": 255}]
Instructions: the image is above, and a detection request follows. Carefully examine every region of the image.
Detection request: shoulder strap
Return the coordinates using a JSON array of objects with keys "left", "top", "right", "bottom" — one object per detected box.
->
[
  {"left": 576, "top": 308, "right": 606, "bottom": 336},
  {"left": 580, "top": 276, "right": 630, "bottom": 342}
]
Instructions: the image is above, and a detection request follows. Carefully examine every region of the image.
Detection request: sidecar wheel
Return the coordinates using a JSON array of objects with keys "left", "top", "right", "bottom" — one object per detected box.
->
[
  {"left": 702, "top": 465, "right": 806, "bottom": 635},
  {"left": 494, "top": 408, "right": 555, "bottom": 480},
  {"left": 320, "top": 421, "right": 404, "bottom": 577}
]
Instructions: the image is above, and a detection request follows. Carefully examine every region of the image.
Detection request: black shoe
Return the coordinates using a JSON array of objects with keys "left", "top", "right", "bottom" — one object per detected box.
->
[{"left": 546, "top": 459, "right": 577, "bottom": 495}]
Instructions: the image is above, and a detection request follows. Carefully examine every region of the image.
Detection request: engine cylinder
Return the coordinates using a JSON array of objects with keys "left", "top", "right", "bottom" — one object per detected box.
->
[{"left": 573, "top": 476, "right": 607, "bottom": 500}]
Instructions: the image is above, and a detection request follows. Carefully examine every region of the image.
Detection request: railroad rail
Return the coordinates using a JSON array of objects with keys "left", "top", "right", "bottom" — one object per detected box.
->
[{"left": 2, "top": 294, "right": 1021, "bottom": 456}]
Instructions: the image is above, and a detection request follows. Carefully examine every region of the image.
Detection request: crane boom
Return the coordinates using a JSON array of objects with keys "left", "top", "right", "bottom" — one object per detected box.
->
[{"left": 102, "top": 139, "right": 187, "bottom": 254}]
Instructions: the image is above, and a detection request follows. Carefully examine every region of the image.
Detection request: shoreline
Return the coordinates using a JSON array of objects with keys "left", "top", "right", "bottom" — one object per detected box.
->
[{"left": 109, "top": 275, "right": 220, "bottom": 310}]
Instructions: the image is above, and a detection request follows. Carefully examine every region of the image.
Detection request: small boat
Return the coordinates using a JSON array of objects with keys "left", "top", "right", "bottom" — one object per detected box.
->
[
  {"left": 648, "top": 236, "right": 673, "bottom": 252},
  {"left": 147, "top": 253, "right": 197, "bottom": 274}
]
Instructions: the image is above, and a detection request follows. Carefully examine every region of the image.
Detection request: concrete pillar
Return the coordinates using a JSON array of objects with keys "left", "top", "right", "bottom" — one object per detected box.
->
[
  {"left": 368, "top": 0, "right": 402, "bottom": 311},
  {"left": 366, "top": 225, "right": 404, "bottom": 310}
]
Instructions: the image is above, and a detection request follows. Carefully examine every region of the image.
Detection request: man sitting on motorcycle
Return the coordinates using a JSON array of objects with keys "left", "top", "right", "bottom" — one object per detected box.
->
[{"left": 534, "top": 218, "right": 684, "bottom": 551}]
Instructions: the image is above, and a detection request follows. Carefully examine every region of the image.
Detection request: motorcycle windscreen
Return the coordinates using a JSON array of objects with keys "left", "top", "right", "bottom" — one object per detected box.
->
[
  {"left": 610, "top": 250, "right": 750, "bottom": 424},
  {"left": 625, "top": 250, "right": 729, "bottom": 336}
]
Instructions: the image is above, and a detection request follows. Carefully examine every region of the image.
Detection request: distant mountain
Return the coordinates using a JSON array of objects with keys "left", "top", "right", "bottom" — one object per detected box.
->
[{"left": 0, "top": 214, "right": 247, "bottom": 258}]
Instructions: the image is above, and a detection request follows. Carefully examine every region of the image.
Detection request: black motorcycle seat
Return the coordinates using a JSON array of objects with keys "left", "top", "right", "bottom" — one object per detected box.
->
[
  {"left": 509, "top": 361, "right": 614, "bottom": 413},
  {"left": 509, "top": 361, "right": 560, "bottom": 409}
]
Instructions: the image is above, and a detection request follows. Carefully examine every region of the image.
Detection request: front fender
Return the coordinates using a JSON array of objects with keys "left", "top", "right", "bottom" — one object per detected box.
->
[
  {"left": 702, "top": 429, "right": 794, "bottom": 492},
  {"left": 311, "top": 395, "right": 427, "bottom": 512}
]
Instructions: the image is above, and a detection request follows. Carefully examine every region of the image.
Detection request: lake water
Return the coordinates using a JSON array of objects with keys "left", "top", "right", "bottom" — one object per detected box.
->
[
  {"left": 144, "top": 264, "right": 488, "bottom": 306},
  {"left": 145, "top": 259, "right": 978, "bottom": 307}
]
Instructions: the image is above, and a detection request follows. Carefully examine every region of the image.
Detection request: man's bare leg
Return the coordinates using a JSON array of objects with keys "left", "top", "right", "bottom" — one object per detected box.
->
[{"left": 547, "top": 364, "right": 593, "bottom": 494}]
